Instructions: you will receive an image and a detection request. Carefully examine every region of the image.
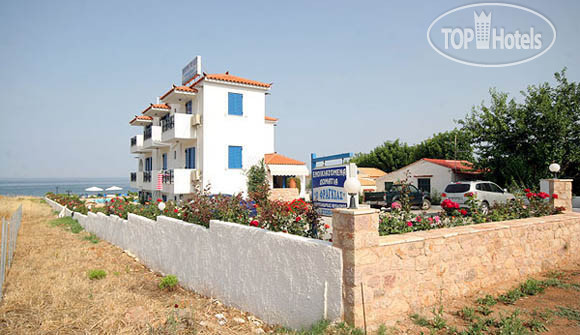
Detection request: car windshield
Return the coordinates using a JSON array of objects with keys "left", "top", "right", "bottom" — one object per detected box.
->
[{"left": 444, "top": 183, "right": 470, "bottom": 193}]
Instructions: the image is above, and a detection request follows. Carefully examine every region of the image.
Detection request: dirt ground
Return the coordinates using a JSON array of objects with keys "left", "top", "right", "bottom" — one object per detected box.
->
[
  {"left": 1, "top": 196, "right": 580, "bottom": 335},
  {"left": 388, "top": 267, "right": 580, "bottom": 334},
  {"left": 0, "top": 196, "right": 273, "bottom": 334}
]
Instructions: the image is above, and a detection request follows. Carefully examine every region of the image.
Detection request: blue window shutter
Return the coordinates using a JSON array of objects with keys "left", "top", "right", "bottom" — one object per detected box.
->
[
  {"left": 228, "top": 146, "right": 242, "bottom": 169},
  {"left": 162, "top": 154, "right": 167, "bottom": 170},
  {"left": 191, "top": 147, "right": 196, "bottom": 169},
  {"left": 228, "top": 93, "right": 243, "bottom": 115}
]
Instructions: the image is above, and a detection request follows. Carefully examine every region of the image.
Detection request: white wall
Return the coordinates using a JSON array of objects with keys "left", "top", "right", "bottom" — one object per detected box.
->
[
  {"left": 44, "top": 198, "right": 342, "bottom": 329},
  {"left": 201, "top": 82, "right": 273, "bottom": 195},
  {"left": 375, "top": 160, "right": 453, "bottom": 195}
]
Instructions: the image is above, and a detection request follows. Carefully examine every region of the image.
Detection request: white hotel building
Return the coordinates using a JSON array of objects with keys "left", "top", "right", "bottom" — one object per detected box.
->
[{"left": 129, "top": 68, "right": 308, "bottom": 202}]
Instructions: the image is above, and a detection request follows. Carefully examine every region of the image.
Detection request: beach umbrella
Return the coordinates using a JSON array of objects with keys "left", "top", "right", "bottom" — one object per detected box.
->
[
  {"left": 85, "top": 186, "right": 104, "bottom": 192},
  {"left": 106, "top": 186, "right": 123, "bottom": 191}
]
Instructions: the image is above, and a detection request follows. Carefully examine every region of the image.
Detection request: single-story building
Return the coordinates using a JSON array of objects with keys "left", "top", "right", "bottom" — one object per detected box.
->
[
  {"left": 375, "top": 158, "right": 482, "bottom": 195},
  {"left": 357, "top": 167, "right": 387, "bottom": 193},
  {"left": 265, "top": 153, "right": 309, "bottom": 201}
]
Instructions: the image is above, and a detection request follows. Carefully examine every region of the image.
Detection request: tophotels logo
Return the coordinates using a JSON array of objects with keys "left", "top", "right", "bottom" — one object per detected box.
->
[{"left": 427, "top": 3, "right": 556, "bottom": 67}]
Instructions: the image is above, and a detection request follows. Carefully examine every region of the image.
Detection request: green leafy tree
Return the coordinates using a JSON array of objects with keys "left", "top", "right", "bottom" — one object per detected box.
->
[
  {"left": 413, "top": 129, "right": 473, "bottom": 162},
  {"left": 459, "top": 68, "right": 580, "bottom": 190},
  {"left": 246, "top": 159, "right": 270, "bottom": 205},
  {"left": 352, "top": 130, "right": 472, "bottom": 172}
]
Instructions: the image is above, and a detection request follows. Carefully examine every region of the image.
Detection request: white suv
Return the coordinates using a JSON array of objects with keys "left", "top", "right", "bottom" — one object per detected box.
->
[{"left": 441, "top": 181, "right": 515, "bottom": 213}]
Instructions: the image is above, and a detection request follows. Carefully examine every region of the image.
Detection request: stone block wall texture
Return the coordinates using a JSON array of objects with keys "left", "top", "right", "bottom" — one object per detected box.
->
[
  {"left": 44, "top": 198, "right": 342, "bottom": 329},
  {"left": 547, "top": 179, "right": 573, "bottom": 211},
  {"left": 333, "top": 208, "right": 580, "bottom": 330},
  {"left": 269, "top": 188, "right": 300, "bottom": 202}
]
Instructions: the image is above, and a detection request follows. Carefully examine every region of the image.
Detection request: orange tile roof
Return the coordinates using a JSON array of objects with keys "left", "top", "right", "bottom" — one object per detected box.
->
[
  {"left": 358, "top": 177, "right": 376, "bottom": 187},
  {"left": 358, "top": 167, "right": 387, "bottom": 179},
  {"left": 264, "top": 116, "right": 278, "bottom": 121},
  {"left": 142, "top": 103, "right": 170, "bottom": 114},
  {"left": 264, "top": 153, "right": 305, "bottom": 165},
  {"left": 422, "top": 158, "right": 482, "bottom": 174},
  {"left": 201, "top": 73, "right": 271, "bottom": 88},
  {"left": 160, "top": 85, "right": 198, "bottom": 100},
  {"left": 129, "top": 115, "right": 152, "bottom": 124}
]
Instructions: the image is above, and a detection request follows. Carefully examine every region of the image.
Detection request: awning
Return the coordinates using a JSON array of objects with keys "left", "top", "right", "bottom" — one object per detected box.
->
[{"left": 268, "top": 164, "right": 309, "bottom": 176}]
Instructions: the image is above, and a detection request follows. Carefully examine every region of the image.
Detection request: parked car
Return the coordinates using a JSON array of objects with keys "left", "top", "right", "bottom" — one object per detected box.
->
[
  {"left": 365, "top": 184, "right": 431, "bottom": 210},
  {"left": 441, "top": 181, "right": 515, "bottom": 213}
]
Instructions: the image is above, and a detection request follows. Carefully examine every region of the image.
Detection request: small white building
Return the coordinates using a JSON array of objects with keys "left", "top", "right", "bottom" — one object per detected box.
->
[
  {"left": 129, "top": 60, "right": 308, "bottom": 202},
  {"left": 374, "top": 158, "right": 482, "bottom": 195}
]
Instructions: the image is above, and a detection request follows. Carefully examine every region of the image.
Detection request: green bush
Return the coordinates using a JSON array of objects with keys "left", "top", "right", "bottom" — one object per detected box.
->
[
  {"left": 159, "top": 275, "right": 178, "bottom": 290},
  {"left": 88, "top": 269, "right": 107, "bottom": 280}
]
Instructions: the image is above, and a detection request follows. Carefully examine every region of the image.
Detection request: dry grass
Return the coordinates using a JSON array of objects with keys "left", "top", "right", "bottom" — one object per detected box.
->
[{"left": 0, "top": 196, "right": 273, "bottom": 334}]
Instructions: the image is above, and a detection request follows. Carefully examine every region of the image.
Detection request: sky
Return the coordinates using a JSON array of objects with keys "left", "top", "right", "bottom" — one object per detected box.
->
[{"left": 0, "top": 0, "right": 579, "bottom": 178}]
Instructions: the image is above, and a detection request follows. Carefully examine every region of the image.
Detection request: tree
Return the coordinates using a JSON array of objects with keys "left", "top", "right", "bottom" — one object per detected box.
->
[
  {"left": 246, "top": 159, "right": 270, "bottom": 204},
  {"left": 352, "top": 130, "right": 473, "bottom": 172},
  {"left": 459, "top": 69, "right": 580, "bottom": 190},
  {"left": 413, "top": 129, "right": 473, "bottom": 162},
  {"left": 352, "top": 139, "right": 415, "bottom": 172}
]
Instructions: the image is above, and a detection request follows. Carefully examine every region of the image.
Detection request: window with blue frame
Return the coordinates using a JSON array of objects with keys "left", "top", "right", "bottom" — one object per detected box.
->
[
  {"left": 228, "top": 93, "right": 243, "bottom": 116},
  {"left": 185, "top": 147, "right": 196, "bottom": 169},
  {"left": 162, "top": 153, "right": 167, "bottom": 170},
  {"left": 228, "top": 146, "right": 242, "bottom": 169},
  {"left": 185, "top": 100, "right": 192, "bottom": 114}
]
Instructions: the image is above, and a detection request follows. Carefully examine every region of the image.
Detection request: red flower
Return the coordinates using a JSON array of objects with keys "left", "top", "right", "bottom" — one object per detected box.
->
[
  {"left": 174, "top": 304, "right": 178, "bottom": 308},
  {"left": 552, "top": 193, "right": 559, "bottom": 199},
  {"left": 250, "top": 220, "right": 259, "bottom": 227},
  {"left": 173, "top": 209, "right": 178, "bottom": 213},
  {"left": 524, "top": 188, "right": 531, "bottom": 193},
  {"left": 295, "top": 216, "right": 301, "bottom": 222},
  {"left": 111, "top": 199, "right": 115, "bottom": 203},
  {"left": 253, "top": 204, "right": 258, "bottom": 208},
  {"left": 459, "top": 209, "right": 467, "bottom": 216},
  {"left": 525, "top": 192, "right": 534, "bottom": 198},
  {"left": 415, "top": 216, "right": 422, "bottom": 223},
  {"left": 538, "top": 192, "right": 550, "bottom": 199},
  {"left": 324, "top": 224, "right": 330, "bottom": 229},
  {"left": 157, "top": 198, "right": 162, "bottom": 202},
  {"left": 407, "top": 221, "right": 413, "bottom": 227}
]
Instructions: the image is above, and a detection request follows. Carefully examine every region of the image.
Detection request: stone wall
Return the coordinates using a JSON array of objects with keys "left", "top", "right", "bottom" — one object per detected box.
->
[
  {"left": 44, "top": 198, "right": 342, "bottom": 329},
  {"left": 333, "top": 208, "right": 580, "bottom": 330},
  {"left": 269, "top": 188, "right": 300, "bottom": 202}
]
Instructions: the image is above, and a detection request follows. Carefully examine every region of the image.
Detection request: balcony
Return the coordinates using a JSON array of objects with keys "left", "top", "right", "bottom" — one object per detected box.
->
[
  {"left": 161, "top": 169, "right": 199, "bottom": 195},
  {"left": 129, "top": 171, "right": 143, "bottom": 189},
  {"left": 161, "top": 113, "right": 200, "bottom": 142},
  {"left": 143, "top": 126, "right": 166, "bottom": 149},
  {"left": 130, "top": 134, "right": 147, "bottom": 154}
]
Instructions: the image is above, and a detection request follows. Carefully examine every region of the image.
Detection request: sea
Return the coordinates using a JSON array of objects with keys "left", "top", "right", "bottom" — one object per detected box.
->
[{"left": 0, "top": 177, "right": 137, "bottom": 197}]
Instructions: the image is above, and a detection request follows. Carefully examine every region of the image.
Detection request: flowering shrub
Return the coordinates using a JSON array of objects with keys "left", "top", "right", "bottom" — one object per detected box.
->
[
  {"left": 47, "top": 187, "right": 323, "bottom": 239},
  {"left": 378, "top": 185, "right": 565, "bottom": 236},
  {"left": 46, "top": 193, "right": 88, "bottom": 214}
]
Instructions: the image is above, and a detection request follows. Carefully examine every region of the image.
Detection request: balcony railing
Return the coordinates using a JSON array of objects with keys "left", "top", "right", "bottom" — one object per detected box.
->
[
  {"left": 130, "top": 136, "right": 137, "bottom": 146},
  {"left": 162, "top": 170, "right": 174, "bottom": 184},
  {"left": 143, "top": 171, "right": 152, "bottom": 182},
  {"left": 130, "top": 172, "right": 137, "bottom": 182},
  {"left": 161, "top": 114, "right": 174, "bottom": 132},
  {"left": 144, "top": 127, "right": 152, "bottom": 140}
]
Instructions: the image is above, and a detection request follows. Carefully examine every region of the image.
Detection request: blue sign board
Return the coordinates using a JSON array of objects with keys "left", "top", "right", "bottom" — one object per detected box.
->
[{"left": 312, "top": 165, "right": 349, "bottom": 216}]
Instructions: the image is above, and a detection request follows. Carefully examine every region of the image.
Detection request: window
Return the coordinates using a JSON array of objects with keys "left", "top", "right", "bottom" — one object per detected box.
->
[
  {"left": 185, "top": 147, "right": 196, "bottom": 169},
  {"left": 444, "top": 183, "right": 470, "bottom": 193},
  {"left": 228, "top": 146, "right": 242, "bottom": 169},
  {"left": 228, "top": 92, "right": 243, "bottom": 116},
  {"left": 162, "top": 153, "right": 167, "bottom": 170},
  {"left": 417, "top": 178, "right": 431, "bottom": 193},
  {"left": 489, "top": 183, "right": 504, "bottom": 193},
  {"left": 145, "top": 157, "right": 152, "bottom": 171},
  {"left": 185, "top": 100, "right": 192, "bottom": 114}
]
